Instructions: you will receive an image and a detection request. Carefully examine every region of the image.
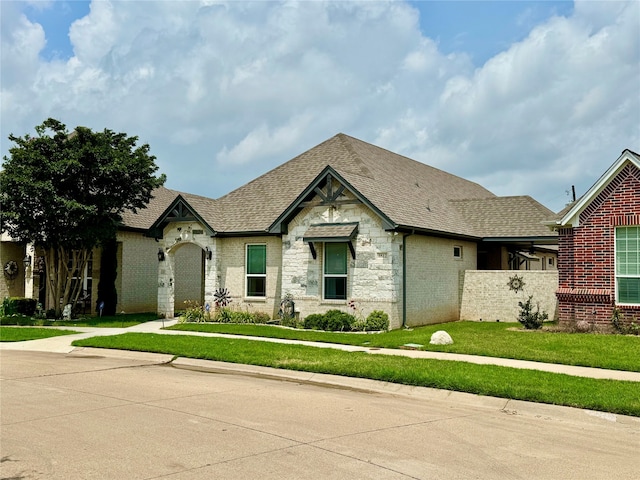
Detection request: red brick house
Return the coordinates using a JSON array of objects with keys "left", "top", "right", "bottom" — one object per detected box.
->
[{"left": 551, "top": 149, "right": 640, "bottom": 327}]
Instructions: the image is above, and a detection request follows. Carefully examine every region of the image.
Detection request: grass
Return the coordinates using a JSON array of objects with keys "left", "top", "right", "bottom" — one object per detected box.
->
[
  {"left": 72, "top": 332, "right": 640, "bottom": 417},
  {"left": 167, "top": 321, "right": 640, "bottom": 372},
  {"left": 0, "top": 326, "right": 80, "bottom": 342},
  {"left": 0, "top": 312, "right": 159, "bottom": 328}
]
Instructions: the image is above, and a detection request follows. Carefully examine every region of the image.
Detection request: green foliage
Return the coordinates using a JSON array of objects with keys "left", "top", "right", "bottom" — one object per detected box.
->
[
  {"left": 611, "top": 307, "right": 640, "bottom": 335},
  {"left": 0, "top": 297, "right": 37, "bottom": 316},
  {"left": 179, "top": 301, "right": 208, "bottom": 323},
  {"left": 324, "top": 309, "right": 355, "bottom": 331},
  {"left": 303, "top": 310, "right": 356, "bottom": 331},
  {"left": 517, "top": 296, "right": 548, "bottom": 330},
  {"left": 303, "top": 313, "right": 327, "bottom": 330},
  {"left": 181, "top": 305, "right": 272, "bottom": 325},
  {"left": 1, "top": 118, "right": 165, "bottom": 315},
  {"left": 365, "top": 310, "right": 389, "bottom": 331}
]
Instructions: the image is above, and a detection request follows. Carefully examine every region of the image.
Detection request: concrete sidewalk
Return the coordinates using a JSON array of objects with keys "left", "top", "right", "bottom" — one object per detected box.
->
[{"left": 2, "top": 318, "right": 639, "bottom": 382}]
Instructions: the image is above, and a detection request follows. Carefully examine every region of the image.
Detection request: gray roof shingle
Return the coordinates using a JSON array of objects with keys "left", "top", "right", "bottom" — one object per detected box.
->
[{"left": 122, "top": 134, "right": 556, "bottom": 241}]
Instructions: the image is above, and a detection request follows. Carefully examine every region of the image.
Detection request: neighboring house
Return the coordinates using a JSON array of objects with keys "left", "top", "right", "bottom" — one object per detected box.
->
[
  {"left": 549, "top": 149, "right": 640, "bottom": 327},
  {"left": 4, "top": 134, "right": 558, "bottom": 328}
]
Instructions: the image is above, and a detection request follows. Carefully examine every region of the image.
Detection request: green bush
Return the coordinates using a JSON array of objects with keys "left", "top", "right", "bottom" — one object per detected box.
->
[
  {"left": 213, "top": 307, "right": 271, "bottom": 324},
  {"left": 1, "top": 297, "right": 37, "bottom": 317},
  {"left": 517, "top": 296, "right": 548, "bottom": 330},
  {"left": 253, "top": 312, "right": 272, "bottom": 324},
  {"left": 324, "top": 309, "right": 355, "bottom": 331},
  {"left": 365, "top": 310, "right": 389, "bottom": 331},
  {"left": 303, "top": 313, "right": 326, "bottom": 330}
]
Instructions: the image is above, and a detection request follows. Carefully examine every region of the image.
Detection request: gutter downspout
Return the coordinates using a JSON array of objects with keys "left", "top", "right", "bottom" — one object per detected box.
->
[{"left": 402, "top": 230, "right": 414, "bottom": 328}]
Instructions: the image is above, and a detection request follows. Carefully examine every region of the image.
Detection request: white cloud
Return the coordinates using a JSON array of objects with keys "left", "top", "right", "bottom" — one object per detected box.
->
[{"left": 1, "top": 0, "right": 638, "bottom": 212}]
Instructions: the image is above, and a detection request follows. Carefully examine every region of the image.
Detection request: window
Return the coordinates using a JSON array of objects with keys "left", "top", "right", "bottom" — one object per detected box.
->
[
  {"left": 324, "top": 243, "right": 347, "bottom": 300},
  {"left": 453, "top": 246, "right": 462, "bottom": 259},
  {"left": 548, "top": 257, "right": 554, "bottom": 266},
  {"left": 246, "top": 244, "right": 266, "bottom": 297},
  {"left": 616, "top": 227, "right": 640, "bottom": 304}
]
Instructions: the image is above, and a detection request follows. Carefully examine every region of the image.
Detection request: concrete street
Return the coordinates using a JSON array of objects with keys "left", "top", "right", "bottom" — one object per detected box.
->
[{"left": 1, "top": 348, "right": 639, "bottom": 480}]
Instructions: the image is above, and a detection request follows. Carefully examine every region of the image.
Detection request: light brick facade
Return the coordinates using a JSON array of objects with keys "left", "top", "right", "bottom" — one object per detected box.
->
[
  {"left": 0, "top": 239, "right": 26, "bottom": 299},
  {"left": 405, "top": 236, "right": 476, "bottom": 326},
  {"left": 460, "top": 270, "right": 558, "bottom": 322},
  {"left": 557, "top": 162, "right": 640, "bottom": 326}
]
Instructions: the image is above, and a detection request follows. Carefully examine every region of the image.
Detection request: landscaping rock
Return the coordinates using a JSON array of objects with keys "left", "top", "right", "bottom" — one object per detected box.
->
[{"left": 430, "top": 330, "right": 453, "bottom": 345}]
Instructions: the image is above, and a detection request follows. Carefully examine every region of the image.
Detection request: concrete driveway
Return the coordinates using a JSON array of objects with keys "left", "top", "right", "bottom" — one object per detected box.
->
[{"left": 1, "top": 349, "right": 639, "bottom": 480}]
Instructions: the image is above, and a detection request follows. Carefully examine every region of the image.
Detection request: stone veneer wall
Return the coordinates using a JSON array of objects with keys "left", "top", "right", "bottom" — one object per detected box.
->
[
  {"left": 282, "top": 203, "right": 402, "bottom": 328},
  {"left": 405, "top": 236, "right": 476, "bottom": 326},
  {"left": 460, "top": 270, "right": 558, "bottom": 322}
]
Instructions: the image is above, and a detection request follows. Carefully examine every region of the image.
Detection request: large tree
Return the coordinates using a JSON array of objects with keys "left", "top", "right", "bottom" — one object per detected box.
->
[{"left": 0, "top": 118, "right": 165, "bottom": 316}]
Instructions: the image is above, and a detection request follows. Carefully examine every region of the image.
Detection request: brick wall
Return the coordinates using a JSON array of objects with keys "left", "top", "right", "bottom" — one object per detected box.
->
[
  {"left": 557, "top": 163, "right": 640, "bottom": 326},
  {"left": 460, "top": 270, "right": 558, "bottom": 322},
  {"left": 0, "top": 240, "right": 26, "bottom": 299},
  {"left": 117, "top": 231, "right": 159, "bottom": 313},
  {"left": 405, "top": 235, "right": 476, "bottom": 326},
  {"left": 218, "top": 236, "right": 283, "bottom": 318}
]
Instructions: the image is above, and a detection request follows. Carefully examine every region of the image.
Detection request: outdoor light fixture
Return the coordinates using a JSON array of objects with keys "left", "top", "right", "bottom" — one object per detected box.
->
[
  {"left": 23, "top": 255, "right": 32, "bottom": 269},
  {"left": 205, "top": 247, "right": 212, "bottom": 260},
  {"left": 157, "top": 249, "right": 165, "bottom": 261}
]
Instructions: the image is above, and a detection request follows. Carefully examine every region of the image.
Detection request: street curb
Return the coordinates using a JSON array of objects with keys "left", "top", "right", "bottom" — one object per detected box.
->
[{"left": 171, "top": 357, "right": 640, "bottom": 427}]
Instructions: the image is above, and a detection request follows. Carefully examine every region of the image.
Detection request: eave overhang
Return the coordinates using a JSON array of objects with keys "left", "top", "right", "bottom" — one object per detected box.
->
[
  {"left": 268, "top": 166, "right": 396, "bottom": 234},
  {"left": 556, "top": 149, "right": 640, "bottom": 228},
  {"left": 147, "top": 195, "right": 216, "bottom": 238}
]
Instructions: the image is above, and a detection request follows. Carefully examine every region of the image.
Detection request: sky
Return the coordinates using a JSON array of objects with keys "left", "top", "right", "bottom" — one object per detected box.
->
[{"left": 1, "top": 0, "right": 638, "bottom": 214}]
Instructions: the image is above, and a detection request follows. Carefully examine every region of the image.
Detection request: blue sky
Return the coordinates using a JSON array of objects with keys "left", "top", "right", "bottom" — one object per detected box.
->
[{"left": 2, "top": 1, "right": 638, "bottom": 212}]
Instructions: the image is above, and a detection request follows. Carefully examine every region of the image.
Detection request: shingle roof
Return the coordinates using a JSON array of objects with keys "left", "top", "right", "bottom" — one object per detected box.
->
[
  {"left": 122, "top": 133, "right": 557, "bottom": 241},
  {"left": 450, "top": 196, "right": 557, "bottom": 238},
  {"left": 211, "top": 133, "right": 496, "bottom": 236},
  {"left": 120, "top": 186, "right": 180, "bottom": 230}
]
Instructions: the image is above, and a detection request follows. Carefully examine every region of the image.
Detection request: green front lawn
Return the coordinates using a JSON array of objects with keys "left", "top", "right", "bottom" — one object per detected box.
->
[
  {"left": 0, "top": 326, "right": 80, "bottom": 342},
  {"left": 0, "top": 312, "right": 159, "bottom": 328},
  {"left": 167, "top": 321, "right": 640, "bottom": 372},
  {"left": 72, "top": 332, "right": 640, "bottom": 417}
]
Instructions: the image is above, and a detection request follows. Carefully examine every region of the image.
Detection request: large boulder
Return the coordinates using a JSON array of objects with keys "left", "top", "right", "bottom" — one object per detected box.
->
[{"left": 430, "top": 330, "right": 453, "bottom": 345}]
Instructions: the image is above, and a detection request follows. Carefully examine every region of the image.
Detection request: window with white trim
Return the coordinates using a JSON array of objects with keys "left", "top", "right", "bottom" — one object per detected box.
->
[
  {"left": 616, "top": 226, "right": 640, "bottom": 304},
  {"left": 324, "top": 242, "right": 348, "bottom": 300},
  {"left": 453, "top": 245, "right": 463, "bottom": 259},
  {"left": 246, "top": 244, "right": 266, "bottom": 297}
]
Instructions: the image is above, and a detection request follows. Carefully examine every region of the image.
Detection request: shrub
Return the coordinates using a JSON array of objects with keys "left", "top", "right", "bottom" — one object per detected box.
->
[
  {"left": 0, "top": 297, "right": 37, "bottom": 317},
  {"left": 365, "top": 310, "right": 389, "bottom": 331},
  {"left": 180, "top": 300, "right": 207, "bottom": 323},
  {"left": 517, "top": 296, "right": 548, "bottom": 330},
  {"left": 324, "top": 309, "right": 355, "bottom": 331},
  {"left": 303, "top": 313, "right": 326, "bottom": 330},
  {"left": 611, "top": 307, "right": 640, "bottom": 335},
  {"left": 253, "top": 312, "right": 272, "bottom": 324}
]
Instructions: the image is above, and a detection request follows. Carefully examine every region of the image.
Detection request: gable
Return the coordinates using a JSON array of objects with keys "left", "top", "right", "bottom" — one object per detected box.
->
[
  {"left": 268, "top": 166, "right": 395, "bottom": 234},
  {"left": 148, "top": 195, "right": 216, "bottom": 238},
  {"left": 558, "top": 149, "right": 640, "bottom": 227}
]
